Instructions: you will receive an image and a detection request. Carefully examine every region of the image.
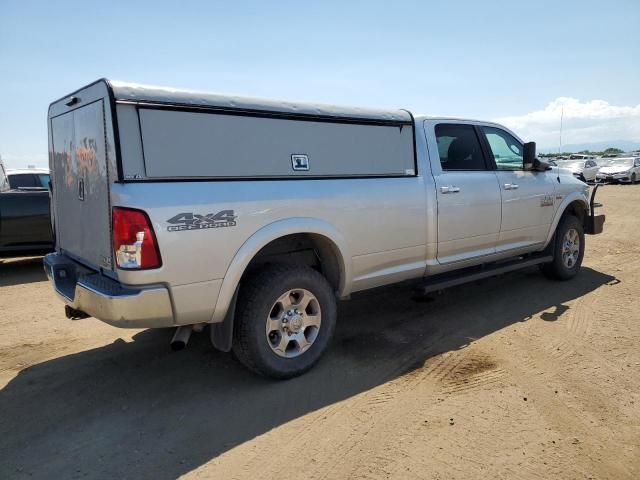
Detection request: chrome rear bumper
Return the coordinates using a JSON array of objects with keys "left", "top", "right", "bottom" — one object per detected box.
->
[{"left": 43, "top": 252, "right": 174, "bottom": 328}]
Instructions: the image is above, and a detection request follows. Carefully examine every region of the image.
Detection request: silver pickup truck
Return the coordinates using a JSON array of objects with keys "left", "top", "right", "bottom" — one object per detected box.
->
[{"left": 44, "top": 80, "right": 605, "bottom": 378}]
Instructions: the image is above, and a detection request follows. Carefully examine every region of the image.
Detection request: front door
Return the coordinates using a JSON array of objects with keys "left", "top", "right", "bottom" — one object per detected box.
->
[
  {"left": 430, "top": 122, "right": 502, "bottom": 264},
  {"left": 479, "top": 126, "right": 556, "bottom": 252}
]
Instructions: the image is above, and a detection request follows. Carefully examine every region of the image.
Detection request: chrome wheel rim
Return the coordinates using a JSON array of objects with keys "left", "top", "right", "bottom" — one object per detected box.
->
[
  {"left": 562, "top": 228, "right": 580, "bottom": 269},
  {"left": 265, "top": 288, "right": 321, "bottom": 358}
]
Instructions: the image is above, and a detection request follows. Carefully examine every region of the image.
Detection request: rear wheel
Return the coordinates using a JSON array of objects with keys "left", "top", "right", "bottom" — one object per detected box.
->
[
  {"left": 540, "top": 214, "right": 584, "bottom": 280},
  {"left": 232, "top": 264, "right": 337, "bottom": 379}
]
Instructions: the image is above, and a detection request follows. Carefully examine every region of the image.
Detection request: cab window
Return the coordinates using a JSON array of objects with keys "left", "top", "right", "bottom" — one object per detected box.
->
[
  {"left": 435, "top": 124, "right": 487, "bottom": 171},
  {"left": 8, "top": 173, "right": 37, "bottom": 189},
  {"left": 481, "top": 127, "right": 523, "bottom": 171}
]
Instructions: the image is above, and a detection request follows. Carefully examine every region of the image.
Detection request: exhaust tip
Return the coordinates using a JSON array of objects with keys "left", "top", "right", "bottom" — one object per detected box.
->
[
  {"left": 170, "top": 340, "right": 186, "bottom": 351},
  {"left": 170, "top": 325, "right": 193, "bottom": 351}
]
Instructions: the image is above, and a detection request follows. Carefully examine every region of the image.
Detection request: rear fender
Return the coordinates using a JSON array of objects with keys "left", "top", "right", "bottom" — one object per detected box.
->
[{"left": 210, "top": 217, "right": 351, "bottom": 324}]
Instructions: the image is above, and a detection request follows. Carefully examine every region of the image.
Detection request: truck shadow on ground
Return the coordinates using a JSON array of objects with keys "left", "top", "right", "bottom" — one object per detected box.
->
[
  {"left": 0, "top": 256, "right": 46, "bottom": 287},
  {"left": 0, "top": 266, "right": 616, "bottom": 479}
]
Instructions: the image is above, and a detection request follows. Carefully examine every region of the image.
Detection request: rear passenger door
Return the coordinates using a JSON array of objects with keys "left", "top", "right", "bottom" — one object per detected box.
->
[
  {"left": 479, "top": 126, "right": 556, "bottom": 252},
  {"left": 427, "top": 122, "right": 502, "bottom": 264}
]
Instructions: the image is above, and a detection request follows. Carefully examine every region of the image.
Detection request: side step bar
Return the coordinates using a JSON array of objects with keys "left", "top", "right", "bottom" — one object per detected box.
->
[{"left": 417, "top": 254, "right": 553, "bottom": 295}]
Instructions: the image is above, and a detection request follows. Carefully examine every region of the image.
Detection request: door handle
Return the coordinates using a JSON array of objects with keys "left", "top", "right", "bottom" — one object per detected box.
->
[
  {"left": 504, "top": 183, "right": 519, "bottom": 190},
  {"left": 440, "top": 186, "right": 461, "bottom": 194}
]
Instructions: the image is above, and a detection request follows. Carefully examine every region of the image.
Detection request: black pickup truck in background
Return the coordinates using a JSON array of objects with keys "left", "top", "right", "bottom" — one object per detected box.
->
[{"left": 0, "top": 159, "right": 53, "bottom": 257}]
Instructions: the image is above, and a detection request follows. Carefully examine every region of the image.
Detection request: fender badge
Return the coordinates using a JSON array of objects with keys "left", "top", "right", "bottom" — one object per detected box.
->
[{"left": 166, "top": 210, "right": 237, "bottom": 232}]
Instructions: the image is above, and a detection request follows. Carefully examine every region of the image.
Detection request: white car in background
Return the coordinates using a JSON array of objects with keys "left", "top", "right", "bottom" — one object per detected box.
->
[
  {"left": 6, "top": 167, "right": 50, "bottom": 190},
  {"left": 596, "top": 157, "right": 640, "bottom": 184},
  {"left": 555, "top": 158, "right": 600, "bottom": 183}
]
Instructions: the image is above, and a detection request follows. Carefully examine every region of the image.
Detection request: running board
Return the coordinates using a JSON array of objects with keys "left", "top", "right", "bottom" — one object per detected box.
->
[{"left": 417, "top": 254, "right": 553, "bottom": 295}]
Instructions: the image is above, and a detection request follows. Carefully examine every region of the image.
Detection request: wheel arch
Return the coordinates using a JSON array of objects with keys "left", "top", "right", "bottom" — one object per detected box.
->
[
  {"left": 544, "top": 192, "right": 589, "bottom": 248},
  {"left": 210, "top": 217, "right": 352, "bottom": 324}
]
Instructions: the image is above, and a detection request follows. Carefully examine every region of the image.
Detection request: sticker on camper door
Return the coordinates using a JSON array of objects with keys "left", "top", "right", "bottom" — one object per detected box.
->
[{"left": 291, "top": 154, "right": 309, "bottom": 171}]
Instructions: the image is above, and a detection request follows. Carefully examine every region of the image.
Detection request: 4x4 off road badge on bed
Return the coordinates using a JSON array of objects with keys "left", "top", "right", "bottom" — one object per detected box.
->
[{"left": 166, "top": 210, "right": 237, "bottom": 232}]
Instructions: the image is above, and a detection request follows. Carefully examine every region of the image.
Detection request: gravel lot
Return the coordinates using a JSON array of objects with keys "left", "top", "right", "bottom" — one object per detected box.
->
[{"left": 1, "top": 185, "right": 639, "bottom": 479}]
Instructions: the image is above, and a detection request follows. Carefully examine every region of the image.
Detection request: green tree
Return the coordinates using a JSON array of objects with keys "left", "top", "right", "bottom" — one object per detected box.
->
[{"left": 603, "top": 147, "right": 623, "bottom": 154}]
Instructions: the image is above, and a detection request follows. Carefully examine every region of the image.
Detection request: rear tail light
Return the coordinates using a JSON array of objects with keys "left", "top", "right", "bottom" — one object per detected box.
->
[{"left": 112, "top": 207, "right": 162, "bottom": 270}]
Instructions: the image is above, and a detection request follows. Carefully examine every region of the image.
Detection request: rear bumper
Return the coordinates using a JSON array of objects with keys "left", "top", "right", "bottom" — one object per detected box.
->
[{"left": 43, "top": 252, "right": 174, "bottom": 328}]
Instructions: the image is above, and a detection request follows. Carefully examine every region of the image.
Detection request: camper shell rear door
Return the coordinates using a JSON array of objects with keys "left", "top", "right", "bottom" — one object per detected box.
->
[{"left": 48, "top": 80, "right": 119, "bottom": 271}]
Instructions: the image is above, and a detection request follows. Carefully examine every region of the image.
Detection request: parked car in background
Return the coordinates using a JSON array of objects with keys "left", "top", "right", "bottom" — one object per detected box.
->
[
  {"left": 7, "top": 168, "right": 50, "bottom": 190},
  {"left": 0, "top": 160, "right": 53, "bottom": 257},
  {"left": 596, "top": 157, "right": 640, "bottom": 184},
  {"left": 555, "top": 159, "right": 600, "bottom": 183},
  {"left": 568, "top": 154, "right": 596, "bottom": 161}
]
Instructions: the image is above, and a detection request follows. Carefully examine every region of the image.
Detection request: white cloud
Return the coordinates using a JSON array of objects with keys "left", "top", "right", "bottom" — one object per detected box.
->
[{"left": 496, "top": 97, "right": 640, "bottom": 149}]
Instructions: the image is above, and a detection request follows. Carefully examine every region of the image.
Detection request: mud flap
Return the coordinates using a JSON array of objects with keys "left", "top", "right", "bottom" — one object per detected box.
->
[
  {"left": 585, "top": 215, "right": 605, "bottom": 234},
  {"left": 209, "top": 287, "right": 238, "bottom": 352},
  {"left": 585, "top": 184, "right": 605, "bottom": 235}
]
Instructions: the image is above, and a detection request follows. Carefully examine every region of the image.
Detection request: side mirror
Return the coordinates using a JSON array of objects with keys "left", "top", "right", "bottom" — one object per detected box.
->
[
  {"left": 522, "top": 142, "right": 551, "bottom": 171},
  {"left": 523, "top": 142, "right": 536, "bottom": 170}
]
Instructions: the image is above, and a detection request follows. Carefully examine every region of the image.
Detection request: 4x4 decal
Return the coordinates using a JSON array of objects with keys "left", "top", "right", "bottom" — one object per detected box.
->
[{"left": 166, "top": 210, "right": 237, "bottom": 232}]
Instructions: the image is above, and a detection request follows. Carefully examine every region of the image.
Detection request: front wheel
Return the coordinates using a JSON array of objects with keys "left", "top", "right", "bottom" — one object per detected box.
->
[
  {"left": 232, "top": 264, "right": 337, "bottom": 379},
  {"left": 632, "top": 173, "right": 637, "bottom": 184},
  {"left": 540, "top": 214, "right": 585, "bottom": 280}
]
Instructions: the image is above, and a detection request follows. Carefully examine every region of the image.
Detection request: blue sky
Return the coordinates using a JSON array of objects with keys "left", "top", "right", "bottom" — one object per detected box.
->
[{"left": 1, "top": 0, "right": 639, "bottom": 167}]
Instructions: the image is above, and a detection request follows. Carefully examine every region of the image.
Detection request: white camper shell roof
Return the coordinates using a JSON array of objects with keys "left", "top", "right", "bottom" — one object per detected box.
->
[{"left": 108, "top": 80, "right": 413, "bottom": 125}]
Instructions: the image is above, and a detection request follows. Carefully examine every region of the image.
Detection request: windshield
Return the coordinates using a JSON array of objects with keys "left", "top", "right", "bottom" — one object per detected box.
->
[{"left": 602, "top": 158, "right": 633, "bottom": 168}]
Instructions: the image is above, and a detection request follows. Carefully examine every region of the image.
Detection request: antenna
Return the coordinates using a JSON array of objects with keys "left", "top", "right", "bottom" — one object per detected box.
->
[{"left": 559, "top": 106, "right": 564, "bottom": 154}]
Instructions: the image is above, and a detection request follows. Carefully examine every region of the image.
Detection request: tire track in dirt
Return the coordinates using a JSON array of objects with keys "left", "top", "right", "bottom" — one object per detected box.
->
[
  {"left": 224, "top": 304, "right": 485, "bottom": 480},
  {"left": 493, "top": 339, "right": 637, "bottom": 479}
]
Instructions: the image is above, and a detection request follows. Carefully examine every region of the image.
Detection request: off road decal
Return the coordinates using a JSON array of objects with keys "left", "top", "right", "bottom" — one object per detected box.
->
[{"left": 166, "top": 210, "right": 237, "bottom": 232}]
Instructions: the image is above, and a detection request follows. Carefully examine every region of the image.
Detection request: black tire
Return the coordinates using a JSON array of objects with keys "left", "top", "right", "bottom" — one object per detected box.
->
[
  {"left": 540, "top": 214, "right": 585, "bottom": 281},
  {"left": 632, "top": 173, "right": 637, "bottom": 185},
  {"left": 232, "top": 264, "right": 337, "bottom": 379}
]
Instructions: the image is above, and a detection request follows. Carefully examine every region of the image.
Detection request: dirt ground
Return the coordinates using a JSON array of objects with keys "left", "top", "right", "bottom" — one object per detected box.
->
[{"left": 0, "top": 185, "right": 638, "bottom": 480}]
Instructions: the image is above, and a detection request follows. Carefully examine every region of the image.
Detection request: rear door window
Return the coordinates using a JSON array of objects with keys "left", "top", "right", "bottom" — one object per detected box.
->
[{"left": 435, "top": 124, "right": 487, "bottom": 171}]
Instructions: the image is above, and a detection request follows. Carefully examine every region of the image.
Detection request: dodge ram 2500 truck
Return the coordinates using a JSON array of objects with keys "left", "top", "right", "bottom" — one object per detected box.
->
[
  {"left": 0, "top": 158, "right": 53, "bottom": 257},
  {"left": 44, "top": 80, "right": 605, "bottom": 378}
]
